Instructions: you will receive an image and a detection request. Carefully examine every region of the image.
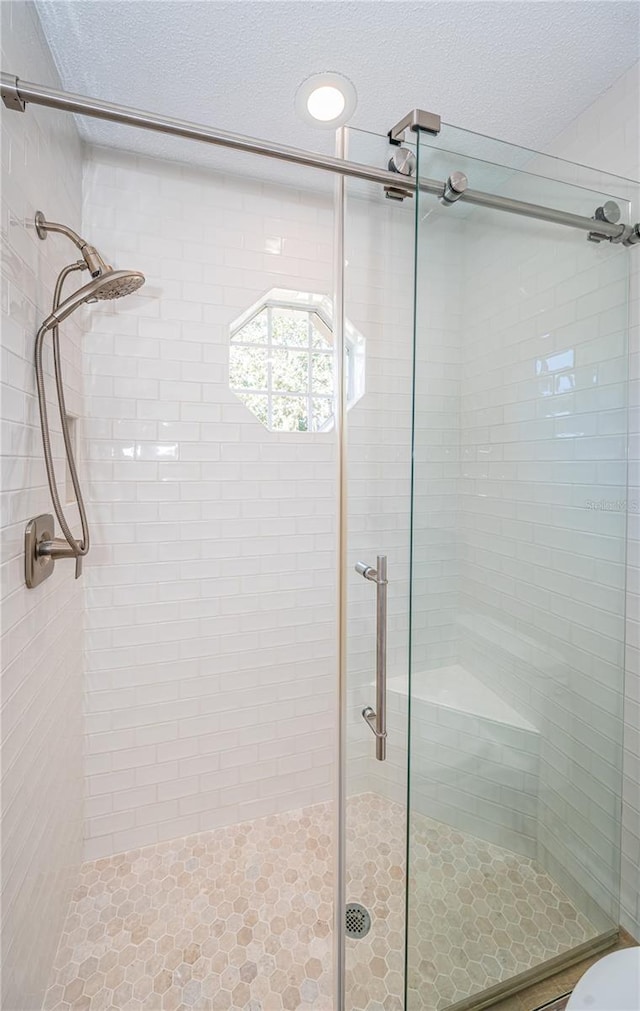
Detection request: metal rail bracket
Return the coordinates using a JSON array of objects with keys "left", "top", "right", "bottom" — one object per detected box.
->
[
  {"left": 2, "top": 73, "right": 638, "bottom": 245},
  {"left": 1, "top": 75, "right": 25, "bottom": 111},
  {"left": 388, "top": 109, "right": 441, "bottom": 145}
]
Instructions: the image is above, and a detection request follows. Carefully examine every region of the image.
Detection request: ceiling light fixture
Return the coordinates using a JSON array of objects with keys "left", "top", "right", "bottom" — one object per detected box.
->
[{"left": 295, "top": 73, "right": 357, "bottom": 129}]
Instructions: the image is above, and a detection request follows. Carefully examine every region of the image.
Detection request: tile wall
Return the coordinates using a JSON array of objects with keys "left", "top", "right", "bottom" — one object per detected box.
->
[
  {"left": 411, "top": 214, "right": 464, "bottom": 675},
  {"left": 544, "top": 59, "right": 640, "bottom": 939},
  {"left": 80, "top": 149, "right": 339, "bottom": 860},
  {"left": 80, "top": 144, "right": 425, "bottom": 861},
  {"left": 458, "top": 189, "right": 629, "bottom": 928},
  {"left": 0, "top": 3, "right": 85, "bottom": 1008}
]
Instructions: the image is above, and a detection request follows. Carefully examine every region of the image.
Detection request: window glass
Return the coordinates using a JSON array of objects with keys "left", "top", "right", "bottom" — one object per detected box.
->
[{"left": 229, "top": 290, "right": 364, "bottom": 432}]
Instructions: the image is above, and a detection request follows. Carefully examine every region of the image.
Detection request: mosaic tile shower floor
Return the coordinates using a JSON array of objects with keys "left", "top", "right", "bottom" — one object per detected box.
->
[{"left": 44, "top": 794, "right": 594, "bottom": 1011}]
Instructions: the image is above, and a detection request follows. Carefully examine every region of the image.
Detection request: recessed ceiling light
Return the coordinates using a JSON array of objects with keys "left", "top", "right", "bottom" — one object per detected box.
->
[
  {"left": 307, "top": 85, "right": 345, "bottom": 122},
  {"left": 295, "top": 73, "right": 357, "bottom": 129}
]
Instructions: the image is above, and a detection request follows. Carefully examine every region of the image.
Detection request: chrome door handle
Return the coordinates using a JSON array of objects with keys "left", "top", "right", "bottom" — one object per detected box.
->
[{"left": 356, "top": 555, "right": 387, "bottom": 761}]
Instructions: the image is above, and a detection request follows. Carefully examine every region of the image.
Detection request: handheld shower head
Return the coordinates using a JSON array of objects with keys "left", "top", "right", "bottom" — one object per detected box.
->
[
  {"left": 42, "top": 269, "right": 146, "bottom": 329},
  {"left": 28, "top": 215, "right": 146, "bottom": 588}
]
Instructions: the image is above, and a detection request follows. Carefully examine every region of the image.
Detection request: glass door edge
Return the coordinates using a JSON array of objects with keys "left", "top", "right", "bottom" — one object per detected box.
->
[{"left": 333, "top": 123, "right": 348, "bottom": 1011}]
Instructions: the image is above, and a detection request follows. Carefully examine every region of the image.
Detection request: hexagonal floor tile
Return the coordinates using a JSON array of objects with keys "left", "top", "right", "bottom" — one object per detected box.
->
[{"left": 42, "top": 794, "right": 593, "bottom": 1011}]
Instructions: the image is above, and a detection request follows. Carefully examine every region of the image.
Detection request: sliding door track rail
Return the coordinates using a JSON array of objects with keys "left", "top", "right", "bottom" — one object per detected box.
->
[{"left": 2, "top": 74, "right": 638, "bottom": 245}]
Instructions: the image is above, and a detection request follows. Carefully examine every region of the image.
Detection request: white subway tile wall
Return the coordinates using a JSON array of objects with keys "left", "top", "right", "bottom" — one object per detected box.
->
[
  {"left": 457, "top": 191, "right": 629, "bottom": 929},
  {"left": 81, "top": 150, "right": 340, "bottom": 860},
  {"left": 0, "top": 4, "right": 85, "bottom": 1008},
  {"left": 411, "top": 216, "right": 464, "bottom": 676},
  {"left": 544, "top": 60, "right": 640, "bottom": 940}
]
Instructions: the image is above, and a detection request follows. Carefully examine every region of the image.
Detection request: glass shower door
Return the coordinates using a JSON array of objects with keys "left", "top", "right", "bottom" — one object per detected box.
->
[
  {"left": 406, "top": 127, "right": 633, "bottom": 1009},
  {"left": 340, "top": 126, "right": 417, "bottom": 1011}
]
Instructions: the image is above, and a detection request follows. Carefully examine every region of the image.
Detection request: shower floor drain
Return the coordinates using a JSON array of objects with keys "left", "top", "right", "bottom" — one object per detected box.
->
[{"left": 345, "top": 902, "right": 371, "bottom": 938}]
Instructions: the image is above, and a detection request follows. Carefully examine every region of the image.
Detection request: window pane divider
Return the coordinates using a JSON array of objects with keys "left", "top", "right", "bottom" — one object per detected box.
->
[{"left": 229, "top": 295, "right": 356, "bottom": 432}]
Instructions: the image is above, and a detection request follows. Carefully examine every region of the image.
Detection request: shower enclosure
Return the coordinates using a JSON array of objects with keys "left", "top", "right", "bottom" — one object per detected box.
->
[
  {"left": 2, "top": 71, "right": 636, "bottom": 1011},
  {"left": 342, "top": 122, "right": 633, "bottom": 1011}
]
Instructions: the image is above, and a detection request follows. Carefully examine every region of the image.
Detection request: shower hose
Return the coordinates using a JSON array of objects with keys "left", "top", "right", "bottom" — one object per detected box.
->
[{"left": 34, "top": 260, "right": 90, "bottom": 564}]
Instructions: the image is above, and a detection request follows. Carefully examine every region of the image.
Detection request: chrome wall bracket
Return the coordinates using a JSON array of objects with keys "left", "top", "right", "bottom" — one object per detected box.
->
[
  {"left": 388, "top": 108, "right": 441, "bottom": 144},
  {"left": 1, "top": 74, "right": 25, "bottom": 111},
  {"left": 35, "top": 210, "right": 48, "bottom": 240}
]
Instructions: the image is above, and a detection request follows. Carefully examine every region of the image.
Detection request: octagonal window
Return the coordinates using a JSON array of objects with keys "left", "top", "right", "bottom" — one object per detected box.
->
[{"left": 229, "top": 289, "right": 364, "bottom": 433}]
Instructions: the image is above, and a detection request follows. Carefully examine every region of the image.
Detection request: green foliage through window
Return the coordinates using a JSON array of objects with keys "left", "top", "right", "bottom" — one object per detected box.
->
[{"left": 230, "top": 304, "right": 334, "bottom": 432}]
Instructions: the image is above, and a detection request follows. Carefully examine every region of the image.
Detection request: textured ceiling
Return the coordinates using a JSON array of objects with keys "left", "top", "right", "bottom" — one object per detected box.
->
[{"left": 31, "top": 0, "right": 640, "bottom": 182}]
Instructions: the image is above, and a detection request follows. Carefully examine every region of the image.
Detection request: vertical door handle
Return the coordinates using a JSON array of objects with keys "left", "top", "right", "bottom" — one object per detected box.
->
[{"left": 355, "top": 555, "right": 388, "bottom": 761}]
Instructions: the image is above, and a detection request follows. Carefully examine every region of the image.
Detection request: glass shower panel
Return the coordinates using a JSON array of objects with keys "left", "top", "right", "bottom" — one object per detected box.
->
[
  {"left": 407, "top": 128, "right": 631, "bottom": 1009},
  {"left": 341, "top": 126, "right": 416, "bottom": 1011}
]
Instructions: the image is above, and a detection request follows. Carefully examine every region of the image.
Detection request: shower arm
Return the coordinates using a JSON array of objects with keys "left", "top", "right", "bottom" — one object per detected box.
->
[
  {"left": 36, "top": 216, "right": 85, "bottom": 248},
  {"left": 34, "top": 261, "right": 91, "bottom": 576},
  {"left": 35, "top": 210, "right": 109, "bottom": 277}
]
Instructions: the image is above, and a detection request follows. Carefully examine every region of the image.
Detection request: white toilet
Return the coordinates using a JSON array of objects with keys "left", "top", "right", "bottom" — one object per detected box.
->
[{"left": 565, "top": 947, "right": 640, "bottom": 1010}]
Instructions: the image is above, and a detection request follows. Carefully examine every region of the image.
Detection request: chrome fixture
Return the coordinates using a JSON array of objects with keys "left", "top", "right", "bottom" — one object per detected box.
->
[
  {"left": 24, "top": 513, "right": 56, "bottom": 590},
  {"left": 440, "top": 171, "right": 469, "bottom": 205},
  {"left": 595, "top": 200, "right": 622, "bottom": 224},
  {"left": 356, "top": 556, "right": 388, "bottom": 761},
  {"left": 40, "top": 268, "right": 145, "bottom": 326},
  {"left": 624, "top": 223, "right": 640, "bottom": 245},
  {"left": 388, "top": 147, "right": 417, "bottom": 177},
  {"left": 2, "top": 76, "right": 640, "bottom": 245},
  {"left": 386, "top": 147, "right": 417, "bottom": 202},
  {"left": 588, "top": 200, "right": 626, "bottom": 243},
  {"left": 388, "top": 108, "right": 442, "bottom": 143},
  {"left": 386, "top": 110, "right": 439, "bottom": 200},
  {"left": 25, "top": 212, "right": 145, "bottom": 589},
  {"left": 35, "top": 210, "right": 110, "bottom": 277},
  {"left": 345, "top": 903, "right": 371, "bottom": 939}
]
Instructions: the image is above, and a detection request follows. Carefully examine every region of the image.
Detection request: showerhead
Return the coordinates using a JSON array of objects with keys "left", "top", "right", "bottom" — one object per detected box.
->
[
  {"left": 86, "top": 270, "right": 146, "bottom": 302},
  {"left": 42, "top": 269, "right": 146, "bottom": 330}
]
